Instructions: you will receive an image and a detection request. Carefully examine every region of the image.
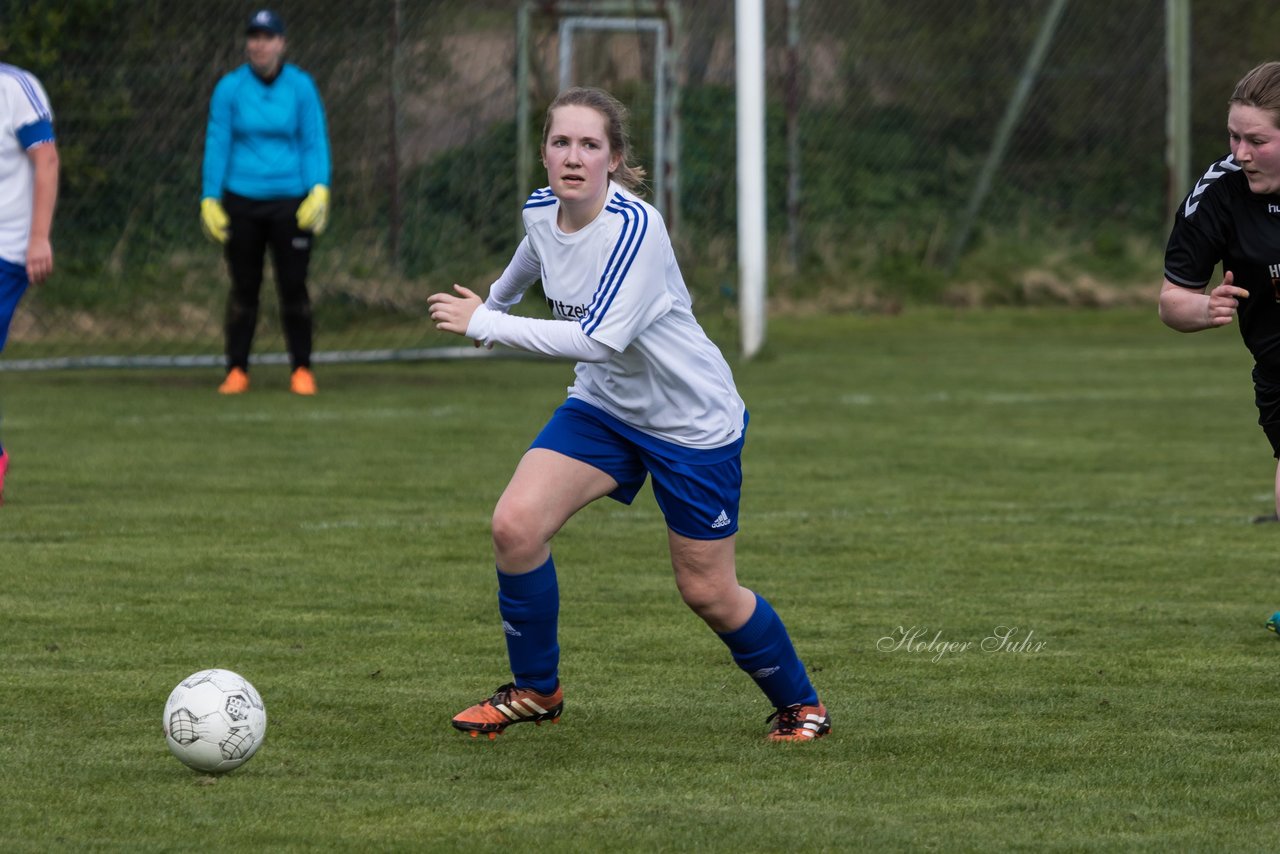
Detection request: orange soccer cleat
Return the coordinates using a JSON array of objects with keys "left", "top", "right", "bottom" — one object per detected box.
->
[
  {"left": 218, "top": 367, "right": 250, "bottom": 395},
  {"left": 765, "top": 702, "right": 831, "bottom": 742},
  {"left": 451, "top": 682, "right": 563, "bottom": 740},
  {"left": 290, "top": 367, "right": 316, "bottom": 396}
]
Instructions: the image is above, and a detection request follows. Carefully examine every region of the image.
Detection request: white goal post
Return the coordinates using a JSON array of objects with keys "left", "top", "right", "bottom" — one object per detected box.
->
[{"left": 736, "top": 0, "right": 766, "bottom": 359}]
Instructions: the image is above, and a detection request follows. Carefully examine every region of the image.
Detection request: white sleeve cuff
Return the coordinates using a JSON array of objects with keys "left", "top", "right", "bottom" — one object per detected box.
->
[{"left": 466, "top": 305, "right": 614, "bottom": 362}]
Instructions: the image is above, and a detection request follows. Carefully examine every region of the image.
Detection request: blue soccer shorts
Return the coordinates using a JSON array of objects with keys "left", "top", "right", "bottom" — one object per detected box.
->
[
  {"left": 0, "top": 258, "right": 29, "bottom": 353},
  {"left": 529, "top": 397, "right": 747, "bottom": 540},
  {"left": 0, "top": 261, "right": 29, "bottom": 353}
]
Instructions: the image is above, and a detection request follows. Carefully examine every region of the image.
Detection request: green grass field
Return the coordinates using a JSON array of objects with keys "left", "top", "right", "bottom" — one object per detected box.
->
[{"left": 3, "top": 307, "right": 1280, "bottom": 851}]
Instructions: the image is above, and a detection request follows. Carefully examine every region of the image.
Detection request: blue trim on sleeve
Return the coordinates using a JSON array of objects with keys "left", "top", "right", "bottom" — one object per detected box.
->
[
  {"left": 581, "top": 193, "right": 647, "bottom": 336},
  {"left": 0, "top": 64, "right": 52, "bottom": 119},
  {"left": 16, "top": 118, "right": 54, "bottom": 149},
  {"left": 523, "top": 188, "right": 557, "bottom": 210}
]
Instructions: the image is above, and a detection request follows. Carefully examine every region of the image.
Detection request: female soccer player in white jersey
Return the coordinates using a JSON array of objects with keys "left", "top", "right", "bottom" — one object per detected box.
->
[
  {"left": 428, "top": 87, "right": 829, "bottom": 742},
  {"left": 0, "top": 63, "right": 58, "bottom": 505}
]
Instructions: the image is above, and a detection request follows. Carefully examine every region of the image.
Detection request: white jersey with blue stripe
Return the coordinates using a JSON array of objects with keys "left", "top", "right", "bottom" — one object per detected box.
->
[
  {"left": 0, "top": 64, "right": 54, "bottom": 265},
  {"left": 521, "top": 182, "right": 745, "bottom": 449}
]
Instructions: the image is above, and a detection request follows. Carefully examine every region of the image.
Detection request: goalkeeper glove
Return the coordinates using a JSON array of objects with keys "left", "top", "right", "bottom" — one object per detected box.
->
[
  {"left": 296, "top": 184, "right": 330, "bottom": 234},
  {"left": 200, "top": 197, "right": 229, "bottom": 244}
]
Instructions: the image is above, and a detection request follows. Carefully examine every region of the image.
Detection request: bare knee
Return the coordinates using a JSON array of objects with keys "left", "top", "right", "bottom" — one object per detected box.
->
[
  {"left": 669, "top": 533, "right": 749, "bottom": 630},
  {"left": 491, "top": 501, "right": 549, "bottom": 569},
  {"left": 677, "top": 577, "right": 715, "bottom": 617},
  {"left": 677, "top": 576, "right": 740, "bottom": 627}
]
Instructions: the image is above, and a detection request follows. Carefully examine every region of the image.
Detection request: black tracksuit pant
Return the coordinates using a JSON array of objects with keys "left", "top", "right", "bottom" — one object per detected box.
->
[{"left": 221, "top": 191, "right": 313, "bottom": 372}]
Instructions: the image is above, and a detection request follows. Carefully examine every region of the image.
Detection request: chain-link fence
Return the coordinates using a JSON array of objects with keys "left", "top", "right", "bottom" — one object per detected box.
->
[{"left": 0, "top": 0, "right": 1273, "bottom": 366}]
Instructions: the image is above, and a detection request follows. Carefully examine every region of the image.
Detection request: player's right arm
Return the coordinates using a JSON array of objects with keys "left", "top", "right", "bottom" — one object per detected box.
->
[
  {"left": 199, "top": 77, "right": 235, "bottom": 243},
  {"left": 201, "top": 77, "right": 234, "bottom": 199},
  {"left": 484, "top": 236, "right": 541, "bottom": 313},
  {"left": 1160, "top": 157, "right": 1241, "bottom": 333},
  {"left": 1159, "top": 272, "right": 1249, "bottom": 332},
  {"left": 428, "top": 281, "right": 614, "bottom": 363}
]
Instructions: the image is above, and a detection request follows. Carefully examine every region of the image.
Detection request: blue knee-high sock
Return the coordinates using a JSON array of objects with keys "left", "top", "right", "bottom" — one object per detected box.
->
[
  {"left": 496, "top": 555, "right": 559, "bottom": 694},
  {"left": 717, "top": 593, "right": 818, "bottom": 708}
]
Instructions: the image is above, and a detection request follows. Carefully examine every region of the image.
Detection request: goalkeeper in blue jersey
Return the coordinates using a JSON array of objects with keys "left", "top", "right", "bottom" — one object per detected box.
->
[
  {"left": 200, "top": 9, "right": 330, "bottom": 396},
  {"left": 429, "top": 87, "right": 829, "bottom": 742}
]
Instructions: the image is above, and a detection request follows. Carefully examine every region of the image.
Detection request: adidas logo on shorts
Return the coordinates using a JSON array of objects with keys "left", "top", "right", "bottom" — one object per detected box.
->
[{"left": 710, "top": 509, "right": 731, "bottom": 529}]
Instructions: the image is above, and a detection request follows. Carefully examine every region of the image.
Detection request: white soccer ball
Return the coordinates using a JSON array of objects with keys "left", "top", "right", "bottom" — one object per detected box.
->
[{"left": 162, "top": 668, "right": 267, "bottom": 774}]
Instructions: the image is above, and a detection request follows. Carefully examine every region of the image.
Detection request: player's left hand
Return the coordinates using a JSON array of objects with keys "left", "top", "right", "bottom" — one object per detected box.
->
[
  {"left": 25, "top": 237, "right": 52, "bottom": 285},
  {"left": 296, "top": 185, "right": 330, "bottom": 234},
  {"left": 428, "top": 284, "right": 483, "bottom": 338}
]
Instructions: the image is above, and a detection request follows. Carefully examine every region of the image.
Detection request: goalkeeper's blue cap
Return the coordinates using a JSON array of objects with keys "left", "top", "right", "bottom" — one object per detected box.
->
[{"left": 246, "top": 9, "right": 285, "bottom": 36}]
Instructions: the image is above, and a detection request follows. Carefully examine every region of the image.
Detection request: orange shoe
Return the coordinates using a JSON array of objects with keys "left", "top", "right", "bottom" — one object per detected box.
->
[
  {"left": 0, "top": 449, "right": 8, "bottom": 506},
  {"left": 218, "top": 368, "right": 250, "bottom": 395},
  {"left": 451, "top": 682, "right": 563, "bottom": 739},
  {"left": 765, "top": 702, "right": 831, "bottom": 742},
  {"left": 290, "top": 367, "right": 316, "bottom": 396}
]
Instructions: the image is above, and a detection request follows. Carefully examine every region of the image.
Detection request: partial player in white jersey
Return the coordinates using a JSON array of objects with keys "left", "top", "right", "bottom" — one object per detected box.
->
[
  {"left": 429, "top": 87, "right": 828, "bottom": 742},
  {"left": 0, "top": 63, "right": 60, "bottom": 505}
]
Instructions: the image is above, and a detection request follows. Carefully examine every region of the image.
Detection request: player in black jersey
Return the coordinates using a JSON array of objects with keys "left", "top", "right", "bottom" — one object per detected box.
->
[{"left": 1161, "top": 61, "right": 1280, "bottom": 524}]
